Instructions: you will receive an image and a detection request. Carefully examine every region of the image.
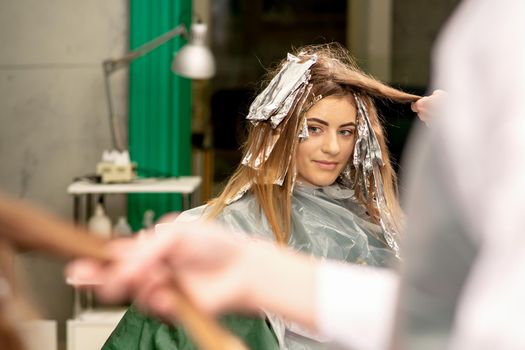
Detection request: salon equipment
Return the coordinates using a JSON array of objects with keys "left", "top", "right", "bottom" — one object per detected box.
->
[
  {"left": 96, "top": 150, "right": 136, "bottom": 183},
  {"left": 103, "top": 21, "right": 215, "bottom": 151},
  {"left": 113, "top": 216, "right": 132, "bottom": 236},
  {"left": 87, "top": 203, "right": 111, "bottom": 239},
  {"left": 142, "top": 209, "right": 155, "bottom": 229},
  {"left": 68, "top": 176, "right": 201, "bottom": 225}
]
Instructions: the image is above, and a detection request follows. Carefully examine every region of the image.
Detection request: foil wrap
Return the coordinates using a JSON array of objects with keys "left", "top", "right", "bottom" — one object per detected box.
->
[
  {"left": 246, "top": 53, "right": 318, "bottom": 128},
  {"left": 353, "top": 94, "right": 401, "bottom": 257}
]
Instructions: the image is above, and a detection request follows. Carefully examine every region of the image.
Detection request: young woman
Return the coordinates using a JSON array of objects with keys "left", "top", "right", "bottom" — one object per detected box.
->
[{"left": 103, "top": 43, "right": 421, "bottom": 350}]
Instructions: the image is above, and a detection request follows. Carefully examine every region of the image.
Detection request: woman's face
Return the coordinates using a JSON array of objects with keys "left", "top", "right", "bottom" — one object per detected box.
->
[{"left": 296, "top": 95, "right": 357, "bottom": 187}]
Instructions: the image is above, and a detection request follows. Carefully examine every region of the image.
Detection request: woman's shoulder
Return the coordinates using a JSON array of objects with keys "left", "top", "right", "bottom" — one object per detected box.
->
[
  {"left": 175, "top": 204, "right": 209, "bottom": 222},
  {"left": 174, "top": 194, "right": 257, "bottom": 223},
  {"left": 174, "top": 194, "right": 252, "bottom": 220},
  {"left": 216, "top": 195, "right": 272, "bottom": 235},
  {"left": 175, "top": 195, "right": 272, "bottom": 238}
]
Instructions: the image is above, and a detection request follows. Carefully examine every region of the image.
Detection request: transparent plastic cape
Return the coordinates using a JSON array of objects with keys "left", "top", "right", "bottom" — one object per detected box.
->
[{"left": 177, "top": 183, "right": 395, "bottom": 349}]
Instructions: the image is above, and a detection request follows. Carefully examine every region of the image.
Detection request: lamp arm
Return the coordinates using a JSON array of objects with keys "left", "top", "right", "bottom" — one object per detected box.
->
[
  {"left": 103, "top": 69, "right": 121, "bottom": 150},
  {"left": 102, "top": 23, "right": 188, "bottom": 150},
  {"left": 103, "top": 24, "right": 188, "bottom": 75}
]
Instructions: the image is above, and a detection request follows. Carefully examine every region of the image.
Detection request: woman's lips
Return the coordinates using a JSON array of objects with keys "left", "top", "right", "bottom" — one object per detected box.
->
[{"left": 313, "top": 160, "right": 338, "bottom": 170}]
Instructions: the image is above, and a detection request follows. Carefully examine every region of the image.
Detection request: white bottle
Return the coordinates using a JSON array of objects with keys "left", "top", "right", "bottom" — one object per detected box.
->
[
  {"left": 113, "top": 216, "right": 132, "bottom": 236},
  {"left": 142, "top": 209, "right": 155, "bottom": 229},
  {"left": 88, "top": 203, "right": 112, "bottom": 239}
]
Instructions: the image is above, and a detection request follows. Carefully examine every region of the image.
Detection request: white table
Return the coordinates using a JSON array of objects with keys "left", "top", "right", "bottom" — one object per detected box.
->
[{"left": 67, "top": 176, "right": 201, "bottom": 224}]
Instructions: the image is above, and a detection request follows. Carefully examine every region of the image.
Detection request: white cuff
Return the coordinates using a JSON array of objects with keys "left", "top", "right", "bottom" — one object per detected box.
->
[{"left": 315, "top": 261, "right": 399, "bottom": 350}]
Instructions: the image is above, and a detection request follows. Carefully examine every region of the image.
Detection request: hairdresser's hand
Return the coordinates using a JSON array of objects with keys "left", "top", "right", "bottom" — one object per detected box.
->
[
  {"left": 411, "top": 89, "right": 447, "bottom": 126},
  {"left": 66, "top": 222, "right": 276, "bottom": 318},
  {"left": 65, "top": 232, "right": 154, "bottom": 299}
]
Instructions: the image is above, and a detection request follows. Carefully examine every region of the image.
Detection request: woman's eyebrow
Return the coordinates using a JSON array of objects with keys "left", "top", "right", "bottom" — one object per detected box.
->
[
  {"left": 306, "top": 117, "right": 328, "bottom": 126},
  {"left": 307, "top": 118, "right": 357, "bottom": 128}
]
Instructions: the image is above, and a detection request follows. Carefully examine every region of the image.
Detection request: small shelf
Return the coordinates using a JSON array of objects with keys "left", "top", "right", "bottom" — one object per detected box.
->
[{"left": 67, "top": 176, "right": 202, "bottom": 195}]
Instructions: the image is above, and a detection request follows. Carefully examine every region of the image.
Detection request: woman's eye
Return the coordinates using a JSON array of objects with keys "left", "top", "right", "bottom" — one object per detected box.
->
[
  {"left": 307, "top": 126, "right": 322, "bottom": 134},
  {"left": 340, "top": 129, "right": 354, "bottom": 136}
]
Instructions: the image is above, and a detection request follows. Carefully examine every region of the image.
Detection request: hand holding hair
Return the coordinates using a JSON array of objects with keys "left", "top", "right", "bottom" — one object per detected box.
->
[
  {"left": 70, "top": 222, "right": 318, "bottom": 333},
  {"left": 411, "top": 89, "right": 447, "bottom": 125}
]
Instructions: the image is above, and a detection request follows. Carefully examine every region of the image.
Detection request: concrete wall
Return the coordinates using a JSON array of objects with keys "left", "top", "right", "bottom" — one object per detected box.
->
[
  {"left": 0, "top": 0, "right": 128, "bottom": 343},
  {"left": 348, "top": 0, "right": 393, "bottom": 82}
]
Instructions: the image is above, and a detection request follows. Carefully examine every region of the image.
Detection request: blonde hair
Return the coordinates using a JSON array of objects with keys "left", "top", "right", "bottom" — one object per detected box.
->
[{"left": 208, "top": 43, "right": 419, "bottom": 244}]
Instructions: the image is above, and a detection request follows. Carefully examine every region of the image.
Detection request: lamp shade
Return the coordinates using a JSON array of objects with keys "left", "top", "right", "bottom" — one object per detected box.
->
[{"left": 172, "top": 23, "right": 215, "bottom": 79}]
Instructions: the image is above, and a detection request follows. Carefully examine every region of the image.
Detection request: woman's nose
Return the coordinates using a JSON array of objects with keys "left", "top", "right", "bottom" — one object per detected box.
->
[{"left": 321, "top": 133, "right": 340, "bottom": 155}]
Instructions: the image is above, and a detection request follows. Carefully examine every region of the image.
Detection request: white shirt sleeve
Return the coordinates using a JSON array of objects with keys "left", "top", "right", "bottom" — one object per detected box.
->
[{"left": 315, "top": 261, "right": 399, "bottom": 350}]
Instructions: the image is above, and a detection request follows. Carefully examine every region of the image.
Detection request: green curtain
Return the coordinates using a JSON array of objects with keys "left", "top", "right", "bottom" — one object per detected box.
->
[{"left": 128, "top": 0, "right": 192, "bottom": 230}]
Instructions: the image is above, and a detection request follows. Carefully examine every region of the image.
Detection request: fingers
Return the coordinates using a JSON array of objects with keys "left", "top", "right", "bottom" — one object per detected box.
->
[
  {"left": 66, "top": 235, "right": 164, "bottom": 303},
  {"left": 65, "top": 222, "right": 209, "bottom": 303},
  {"left": 65, "top": 259, "right": 104, "bottom": 286},
  {"left": 411, "top": 94, "right": 431, "bottom": 114},
  {"left": 66, "top": 221, "right": 260, "bottom": 318},
  {"left": 411, "top": 101, "right": 419, "bottom": 113},
  {"left": 144, "top": 288, "right": 180, "bottom": 322},
  {"left": 412, "top": 89, "right": 447, "bottom": 125},
  {"left": 133, "top": 267, "right": 177, "bottom": 317}
]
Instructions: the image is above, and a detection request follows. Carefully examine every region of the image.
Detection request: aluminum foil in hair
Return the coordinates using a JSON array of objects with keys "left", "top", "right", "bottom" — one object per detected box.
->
[
  {"left": 298, "top": 92, "right": 322, "bottom": 140},
  {"left": 225, "top": 182, "right": 252, "bottom": 205},
  {"left": 226, "top": 50, "right": 319, "bottom": 205},
  {"left": 265, "top": 81, "right": 312, "bottom": 188},
  {"left": 298, "top": 117, "right": 309, "bottom": 139},
  {"left": 371, "top": 165, "right": 401, "bottom": 258},
  {"left": 352, "top": 93, "right": 401, "bottom": 258},
  {"left": 242, "top": 53, "right": 316, "bottom": 174},
  {"left": 246, "top": 53, "right": 318, "bottom": 128},
  {"left": 242, "top": 81, "right": 313, "bottom": 173},
  {"left": 241, "top": 128, "right": 281, "bottom": 169}
]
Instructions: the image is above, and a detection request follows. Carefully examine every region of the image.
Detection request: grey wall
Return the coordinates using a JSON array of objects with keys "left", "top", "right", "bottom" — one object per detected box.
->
[
  {"left": 348, "top": 0, "right": 393, "bottom": 82},
  {"left": 0, "top": 0, "right": 128, "bottom": 343}
]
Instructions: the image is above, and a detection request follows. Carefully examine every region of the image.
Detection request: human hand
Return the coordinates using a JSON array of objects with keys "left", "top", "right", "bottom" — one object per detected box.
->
[
  {"left": 125, "top": 223, "right": 316, "bottom": 329},
  {"left": 411, "top": 89, "right": 447, "bottom": 126},
  {"left": 66, "top": 222, "right": 273, "bottom": 319}
]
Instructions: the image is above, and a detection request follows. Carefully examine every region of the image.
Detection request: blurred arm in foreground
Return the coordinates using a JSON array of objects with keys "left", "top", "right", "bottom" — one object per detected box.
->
[{"left": 69, "top": 222, "right": 399, "bottom": 350}]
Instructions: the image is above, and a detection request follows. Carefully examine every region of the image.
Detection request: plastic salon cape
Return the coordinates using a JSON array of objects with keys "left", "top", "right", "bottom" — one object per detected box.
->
[{"left": 102, "top": 183, "right": 395, "bottom": 350}]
